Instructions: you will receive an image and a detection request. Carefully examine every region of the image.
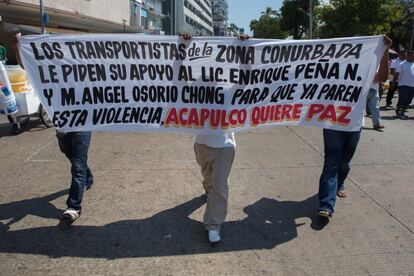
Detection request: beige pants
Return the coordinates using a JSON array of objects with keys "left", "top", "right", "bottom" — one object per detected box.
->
[{"left": 194, "top": 143, "right": 235, "bottom": 231}]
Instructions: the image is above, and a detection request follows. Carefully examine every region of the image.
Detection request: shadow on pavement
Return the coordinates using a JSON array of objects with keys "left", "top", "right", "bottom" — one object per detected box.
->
[
  {"left": 0, "top": 118, "right": 49, "bottom": 138},
  {"left": 0, "top": 189, "right": 67, "bottom": 231},
  {"left": 381, "top": 115, "right": 414, "bottom": 121},
  {"left": 0, "top": 193, "right": 321, "bottom": 258}
]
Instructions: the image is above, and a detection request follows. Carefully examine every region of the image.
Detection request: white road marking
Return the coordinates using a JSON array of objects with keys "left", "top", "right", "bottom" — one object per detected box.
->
[{"left": 24, "top": 140, "right": 55, "bottom": 163}]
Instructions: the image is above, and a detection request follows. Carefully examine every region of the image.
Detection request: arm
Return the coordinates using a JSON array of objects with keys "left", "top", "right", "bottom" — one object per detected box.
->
[
  {"left": 11, "top": 33, "right": 24, "bottom": 69},
  {"left": 178, "top": 32, "right": 192, "bottom": 40},
  {"left": 374, "top": 36, "right": 392, "bottom": 83},
  {"left": 238, "top": 34, "right": 250, "bottom": 41},
  {"left": 374, "top": 50, "right": 389, "bottom": 83},
  {"left": 394, "top": 72, "right": 400, "bottom": 83}
]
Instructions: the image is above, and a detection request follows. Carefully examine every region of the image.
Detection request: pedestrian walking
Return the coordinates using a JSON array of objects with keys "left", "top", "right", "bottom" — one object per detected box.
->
[
  {"left": 395, "top": 51, "right": 414, "bottom": 118},
  {"left": 386, "top": 51, "right": 406, "bottom": 107},
  {"left": 317, "top": 36, "right": 392, "bottom": 220},
  {"left": 12, "top": 34, "right": 94, "bottom": 223}
]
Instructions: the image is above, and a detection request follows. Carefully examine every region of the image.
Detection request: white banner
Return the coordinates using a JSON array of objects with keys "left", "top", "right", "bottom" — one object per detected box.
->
[{"left": 18, "top": 34, "right": 385, "bottom": 134}]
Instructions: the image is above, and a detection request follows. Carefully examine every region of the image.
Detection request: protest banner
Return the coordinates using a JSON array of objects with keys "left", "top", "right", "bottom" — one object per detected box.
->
[{"left": 18, "top": 34, "right": 385, "bottom": 134}]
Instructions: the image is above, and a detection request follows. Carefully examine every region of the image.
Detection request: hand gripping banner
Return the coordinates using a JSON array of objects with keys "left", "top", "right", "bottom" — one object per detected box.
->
[{"left": 18, "top": 34, "right": 385, "bottom": 134}]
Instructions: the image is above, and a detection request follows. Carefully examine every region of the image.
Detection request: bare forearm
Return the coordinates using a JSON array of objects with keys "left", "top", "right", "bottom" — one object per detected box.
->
[{"left": 374, "top": 51, "right": 389, "bottom": 83}]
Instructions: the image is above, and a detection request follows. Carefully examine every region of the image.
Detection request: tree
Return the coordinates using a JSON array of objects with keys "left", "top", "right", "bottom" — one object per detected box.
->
[
  {"left": 280, "top": 0, "right": 320, "bottom": 39},
  {"left": 317, "top": 0, "right": 414, "bottom": 49},
  {"left": 261, "top": 6, "right": 279, "bottom": 17},
  {"left": 250, "top": 7, "right": 288, "bottom": 39},
  {"left": 388, "top": 0, "right": 414, "bottom": 50},
  {"left": 318, "top": 0, "right": 397, "bottom": 38}
]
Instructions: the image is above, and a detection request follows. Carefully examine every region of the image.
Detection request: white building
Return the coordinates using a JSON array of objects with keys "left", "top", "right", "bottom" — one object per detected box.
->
[
  {"left": 211, "top": 0, "right": 228, "bottom": 37},
  {"left": 163, "top": 0, "right": 213, "bottom": 36}
]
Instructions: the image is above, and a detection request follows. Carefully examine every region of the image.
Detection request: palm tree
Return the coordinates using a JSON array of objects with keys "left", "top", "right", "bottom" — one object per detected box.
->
[{"left": 261, "top": 7, "right": 278, "bottom": 18}]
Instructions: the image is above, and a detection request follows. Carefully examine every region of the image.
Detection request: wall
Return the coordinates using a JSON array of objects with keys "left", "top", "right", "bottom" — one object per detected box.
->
[{"left": 14, "top": 0, "right": 130, "bottom": 24}]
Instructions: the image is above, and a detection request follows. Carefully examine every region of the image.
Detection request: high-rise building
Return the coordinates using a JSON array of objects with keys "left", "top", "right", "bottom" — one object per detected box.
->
[
  {"left": 163, "top": 0, "right": 213, "bottom": 36},
  {"left": 211, "top": 0, "right": 228, "bottom": 36},
  {"left": 130, "top": 0, "right": 165, "bottom": 34}
]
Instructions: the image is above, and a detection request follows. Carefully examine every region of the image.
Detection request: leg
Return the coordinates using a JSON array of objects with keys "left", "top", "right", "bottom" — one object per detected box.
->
[
  {"left": 318, "top": 129, "right": 344, "bottom": 214},
  {"left": 367, "top": 88, "right": 382, "bottom": 127},
  {"left": 194, "top": 143, "right": 213, "bottom": 195},
  {"left": 366, "top": 91, "right": 371, "bottom": 116},
  {"left": 396, "top": 86, "right": 409, "bottom": 117},
  {"left": 337, "top": 130, "right": 361, "bottom": 192},
  {"left": 58, "top": 134, "right": 73, "bottom": 160},
  {"left": 403, "top": 86, "right": 414, "bottom": 111},
  {"left": 86, "top": 166, "right": 94, "bottom": 189},
  {"left": 386, "top": 82, "right": 397, "bottom": 106},
  {"left": 203, "top": 147, "right": 235, "bottom": 231},
  {"left": 66, "top": 132, "right": 92, "bottom": 210},
  {"left": 378, "top": 83, "right": 384, "bottom": 101}
]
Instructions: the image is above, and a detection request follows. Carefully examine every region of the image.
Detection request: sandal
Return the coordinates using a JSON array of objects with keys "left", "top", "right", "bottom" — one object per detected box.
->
[{"left": 337, "top": 190, "right": 347, "bottom": 198}]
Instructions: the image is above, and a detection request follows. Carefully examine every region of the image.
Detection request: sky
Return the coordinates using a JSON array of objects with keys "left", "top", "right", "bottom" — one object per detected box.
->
[{"left": 227, "top": 0, "right": 284, "bottom": 35}]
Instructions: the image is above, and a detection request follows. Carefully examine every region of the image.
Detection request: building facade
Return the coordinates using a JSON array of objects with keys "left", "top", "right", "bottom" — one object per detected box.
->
[
  {"left": 163, "top": 0, "right": 213, "bottom": 36},
  {"left": 0, "top": 0, "right": 138, "bottom": 34},
  {"left": 0, "top": 0, "right": 169, "bottom": 62},
  {"left": 130, "top": 0, "right": 165, "bottom": 35},
  {"left": 211, "top": 0, "right": 228, "bottom": 37}
]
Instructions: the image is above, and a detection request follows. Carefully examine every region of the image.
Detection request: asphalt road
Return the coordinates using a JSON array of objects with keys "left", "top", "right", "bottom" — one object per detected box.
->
[{"left": 0, "top": 102, "right": 413, "bottom": 275}]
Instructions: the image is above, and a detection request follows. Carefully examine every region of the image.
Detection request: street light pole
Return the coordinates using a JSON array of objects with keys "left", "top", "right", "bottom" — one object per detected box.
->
[
  {"left": 309, "top": 0, "right": 313, "bottom": 39},
  {"left": 40, "top": 0, "right": 45, "bottom": 34}
]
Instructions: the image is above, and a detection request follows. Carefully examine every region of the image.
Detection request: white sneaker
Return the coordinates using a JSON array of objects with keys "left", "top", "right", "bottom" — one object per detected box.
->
[
  {"left": 208, "top": 230, "right": 221, "bottom": 243},
  {"left": 60, "top": 208, "right": 81, "bottom": 222}
]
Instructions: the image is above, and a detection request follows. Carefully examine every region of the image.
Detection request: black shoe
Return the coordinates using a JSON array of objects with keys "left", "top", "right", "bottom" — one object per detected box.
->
[
  {"left": 12, "top": 123, "right": 21, "bottom": 135},
  {"left": 317, "top": 210, "right": 332, "bottom": 218},
  {"left": 373, "top": 124, "right": 385, "bottom": 130}
]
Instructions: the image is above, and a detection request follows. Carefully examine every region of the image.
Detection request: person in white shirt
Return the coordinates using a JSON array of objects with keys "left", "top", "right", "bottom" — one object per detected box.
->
[
  {"left": 395, "top": 51, "right": 414, "bottom": 118},
  {"left": 179, "top": 32, "right": 248, "bottom": 243},
  {"left": 386, "top": 51, "right": 406, "bottom": 107}
]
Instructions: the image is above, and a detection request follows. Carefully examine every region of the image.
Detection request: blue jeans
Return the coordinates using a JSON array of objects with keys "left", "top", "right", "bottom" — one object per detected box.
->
[
  {"left": 318, "top": 129, "right": 361, "bottom": 214},
  {"left": 366, "top": 88, "right": 381, "bottom": 126},
  {"left": 58, "top": 132, "right": 93, "bottom": 210}
]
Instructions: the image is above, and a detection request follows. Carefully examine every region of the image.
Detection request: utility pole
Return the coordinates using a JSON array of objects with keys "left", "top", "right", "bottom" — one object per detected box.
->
[
  {"left": 40, "top": 0, "right": 45, "bottom": 34},
  {"left": 309, "top": 0, "right": 313, "bottom": 39}
]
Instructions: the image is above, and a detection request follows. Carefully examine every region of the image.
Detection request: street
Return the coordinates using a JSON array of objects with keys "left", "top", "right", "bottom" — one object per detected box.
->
[{"left": 0, "top": 103, "right": 413, "bottom": 275}]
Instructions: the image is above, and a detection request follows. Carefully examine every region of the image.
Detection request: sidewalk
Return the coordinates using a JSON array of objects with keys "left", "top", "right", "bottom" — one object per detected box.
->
[{"left": 0, "top": 105, "right": 413, "bottom": 275}]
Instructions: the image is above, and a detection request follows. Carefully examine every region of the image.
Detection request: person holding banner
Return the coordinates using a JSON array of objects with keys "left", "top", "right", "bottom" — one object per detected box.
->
[
  {"left": 12, "top": 34, "right": 94, "bottom": 223},
  {"left": 180, "top": 32, "right": 248, "bottom": 243},
  {"left": 317, "top": 36, "right": 392, "bottom": 220}
]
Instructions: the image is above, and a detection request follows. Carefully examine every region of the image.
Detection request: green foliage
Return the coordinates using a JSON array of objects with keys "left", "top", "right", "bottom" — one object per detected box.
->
[
  {"left": 318, "top": 0, "right": 393, "bottom": 38},
  {"left": 249, "top": 0, "right": 414, "bottom": 48},
  {"left": 318, "top": 0, "right": 414, "bottom": 49},
  {"left": 280, "top": 0, "right": 319, "bottom": 39},
  {"left": 388, "top": 0, "right": 414, "bottom": 50},
  {"left": 250, "top": 7, "right": 288, "bottom": 39}
]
